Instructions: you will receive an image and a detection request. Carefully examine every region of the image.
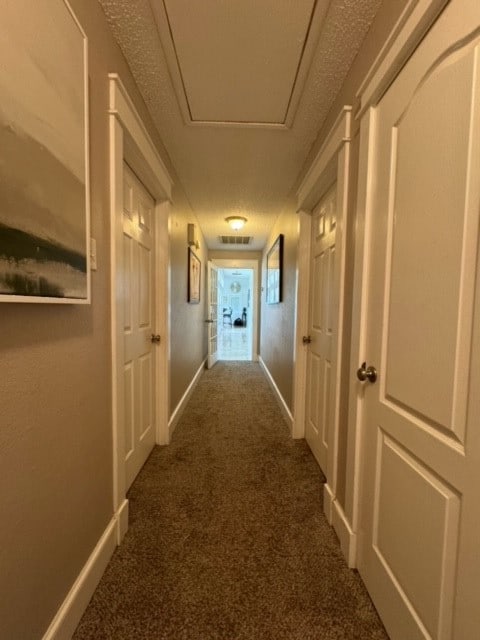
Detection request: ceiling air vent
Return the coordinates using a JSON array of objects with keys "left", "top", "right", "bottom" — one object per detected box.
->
[{"left": 219, "top": 235, "right": 252, "bottom": 245}]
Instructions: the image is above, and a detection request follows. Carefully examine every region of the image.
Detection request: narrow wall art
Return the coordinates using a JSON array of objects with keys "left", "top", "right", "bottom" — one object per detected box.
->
[
  {"left": 0, "top": 0, "right": 90, "bottom": 303},
  {"left": 188, "top": 248, "right": 201, "bottom": 303},
  {"left": 266, "top": 233, "right": 283, "bottom": 304}
]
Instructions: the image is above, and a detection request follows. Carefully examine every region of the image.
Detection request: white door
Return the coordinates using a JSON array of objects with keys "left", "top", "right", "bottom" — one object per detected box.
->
[
  {"left": 123, "top": 163, "right": 156, "bottom": 489},
  {"left": 357, "top": 6, "right": 480, "bottom": 639},
  {"left": 305, "top": 184, "right": 337, "bottom": 472},
  {"left": 207, "top": 261, "right": 219, "bottom": 368}
]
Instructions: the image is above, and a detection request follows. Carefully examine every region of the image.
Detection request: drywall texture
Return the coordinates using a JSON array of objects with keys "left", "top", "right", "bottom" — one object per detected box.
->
[
  {"left": 0, "top": 2, "right": 178, "bottom": 638},
  {"left": 260, "top": 203, "right": 299, "bottom": 411},
  {"left": 300, "top": 0, "right": 410, "bottom": 176},
  {"left": 169, "top": 195, "right": 208, "bottom": 415}
]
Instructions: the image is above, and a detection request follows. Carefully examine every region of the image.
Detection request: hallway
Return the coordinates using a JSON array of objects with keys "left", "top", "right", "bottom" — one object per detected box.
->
[
  {"left": 73, "top": 363, "right": 387, "bottom": 639},
  {"left": 2, "top": 3, "right": 480, "bottom": 638}
]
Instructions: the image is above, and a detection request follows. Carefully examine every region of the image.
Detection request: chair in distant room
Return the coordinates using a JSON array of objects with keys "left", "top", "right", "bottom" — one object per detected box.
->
[{"left": 222, "top": 307, "right": 232, "bottom": 326}]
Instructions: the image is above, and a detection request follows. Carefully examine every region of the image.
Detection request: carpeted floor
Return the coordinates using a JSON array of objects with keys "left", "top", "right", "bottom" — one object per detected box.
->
[{"left": 73, "top": 362, "right": 388, "bottom": 640}]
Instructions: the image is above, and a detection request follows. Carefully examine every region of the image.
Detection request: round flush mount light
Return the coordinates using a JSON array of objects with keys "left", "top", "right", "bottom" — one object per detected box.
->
[{"left": 225, "top": 216, "right": 247, "bottom": 231}]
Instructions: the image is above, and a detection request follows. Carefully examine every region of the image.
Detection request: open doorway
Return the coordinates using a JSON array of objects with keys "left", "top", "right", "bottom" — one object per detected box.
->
[{"left": 217, "top": 268, "right": 253, "bottom": 360}]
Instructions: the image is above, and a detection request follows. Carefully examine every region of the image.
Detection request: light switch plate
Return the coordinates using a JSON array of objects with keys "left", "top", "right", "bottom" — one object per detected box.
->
[{"left": 90, "top": 237, "right": 97, "bottom": 271}]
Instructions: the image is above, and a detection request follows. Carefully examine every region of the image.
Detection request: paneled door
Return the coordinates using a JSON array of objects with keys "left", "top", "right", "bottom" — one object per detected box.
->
[
  {"left": 123, "top": 163, "right": 156, "bottom": 489},
  {"left": 357, "top": 6, "right": 480, "bottom": 639},
  {"left": 207, "top": 261, "right": 219, "bottom": 368},
  {"left": 305, "top": 184, "right": 337, "bottom": 473}
]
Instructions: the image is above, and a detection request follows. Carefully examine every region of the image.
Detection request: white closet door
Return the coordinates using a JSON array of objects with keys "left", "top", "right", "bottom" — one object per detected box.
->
[
  {"left": 305, "top": 184, "right": 337, "bottom": 473},
  {"left": 207, "top": 261, "right": 219, "bottom": 368},
  {"left": 123, "top": 163, "right": 156, "bottom": 490},
  {"left": 357, "top": 5, "right": 480, "bottom": 638}
]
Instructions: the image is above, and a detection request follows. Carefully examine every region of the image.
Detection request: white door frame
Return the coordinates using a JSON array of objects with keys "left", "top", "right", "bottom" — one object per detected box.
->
[
  {"left": 292, "top": 210, "right": 311, "bottom": 441},
  {"left": 211, "top": 258, "right": 259, "bottom": 361},
  {"left": 206, "top": 261, "right": 219, "bottom": 368},
  {"left": 108, "top": 74, "right": 173, "bottom": 543},
  {"left": 344, "top": 0, "right": 451, "bottom": 569},
  {"left": 293, "top": 106, "right": 353, "bottom": 553}
]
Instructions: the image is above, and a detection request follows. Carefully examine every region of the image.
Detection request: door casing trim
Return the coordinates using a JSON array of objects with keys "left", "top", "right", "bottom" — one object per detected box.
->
[
  {"left": 210, "top": 258, "right": 259, "bottom": 362},
  {"left": 356, "top": 0, "right": 450, "bottom": 117},
  {"left": 294, "top": 106, "right": 352, "bottom": 538},
  {"left": 108, "top": 74, "right": 173, "bottom": 539}
]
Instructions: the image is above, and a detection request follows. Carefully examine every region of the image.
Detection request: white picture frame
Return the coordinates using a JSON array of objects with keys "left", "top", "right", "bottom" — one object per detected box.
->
[
  {"left": 188, "top": 248, "right": 201, "bottom": 303},
  {"left": 0, "top": 0, "right": 90, "bottom": 304},
  {"left": 266, "top": 234, "right": 283, "bottom": 304}
]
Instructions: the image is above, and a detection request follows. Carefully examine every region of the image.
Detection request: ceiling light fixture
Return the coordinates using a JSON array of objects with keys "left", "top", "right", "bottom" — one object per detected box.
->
[{"left": 225, "top": 216, "right": 247, "bottom": 231}]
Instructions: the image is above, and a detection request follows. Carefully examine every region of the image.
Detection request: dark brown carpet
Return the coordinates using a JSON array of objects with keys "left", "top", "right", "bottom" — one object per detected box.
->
[{"left": 73, "top": 362, "right": 388, "bottom": 639}]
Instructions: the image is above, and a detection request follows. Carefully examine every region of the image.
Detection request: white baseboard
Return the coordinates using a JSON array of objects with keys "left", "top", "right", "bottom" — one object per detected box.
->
[
  {"left": 258, "top": 356, "right": 294, "bottom": 433},
  {"left": 323, "top": 483, "right": 335, "bottom": 525},
  {"left": 42, "top": 518, "right": 117, "bottom": 640},
  {"left": 323, "top": 484, "right": 357, "bottom": 568},
  {"left": 168, "top": 357, "right": 206, "bottom": 439},
  {"left": 332, "top": 500, "right": 357, "bottom": 568},
  {"left": 115, "top": 498, "right": 129, "bottom": 544}
]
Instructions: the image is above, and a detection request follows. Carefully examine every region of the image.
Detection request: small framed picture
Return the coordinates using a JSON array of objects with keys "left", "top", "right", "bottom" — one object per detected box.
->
[
  {"left": 188, "top": 247, "right": 201, "bottom": 303},
  {"left": 266, "top": 234, "right": 283, "bottom": 304}
]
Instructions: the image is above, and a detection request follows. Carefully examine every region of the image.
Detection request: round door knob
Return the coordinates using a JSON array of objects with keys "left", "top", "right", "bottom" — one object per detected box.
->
[
  {"left": 151, "top": 334, "right": 161, "bottom": 344},
  {"left": 357, "top": 362, "right": 377, "bottom": 383},
  {"left": 302, "top": 335, "right": 312, "bottom": 344}
]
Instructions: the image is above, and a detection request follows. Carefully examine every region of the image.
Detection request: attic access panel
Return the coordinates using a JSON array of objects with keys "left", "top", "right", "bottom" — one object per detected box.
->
[{"left": 153, "top": 0, "right": 326, "bottom": 127}]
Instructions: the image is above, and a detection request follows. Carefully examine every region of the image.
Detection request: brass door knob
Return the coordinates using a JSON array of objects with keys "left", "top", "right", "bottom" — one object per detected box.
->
[
  {"left": 302, "top": 336, "right": 312, "bottom": 344},
  {"left": 151, "top": 334, "right": 161, "bottom": 344}
]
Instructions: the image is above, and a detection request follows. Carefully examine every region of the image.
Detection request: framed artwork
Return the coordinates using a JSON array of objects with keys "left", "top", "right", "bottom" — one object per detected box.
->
[
  {"left": 188, "top": 248, "right": 201, "bottom": 303},
  {"left": 0, "top": 0, "right": 90, "bottom": 303},
  {"left": 266, "top": 234, "right": 284, "bottom": 304}
]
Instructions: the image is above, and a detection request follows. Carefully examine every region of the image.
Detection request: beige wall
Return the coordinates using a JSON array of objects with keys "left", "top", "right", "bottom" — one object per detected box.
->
[
  {"left": 259, "top": 202, "right": 299, "bottom": 410},
  {"left": 0, "top": 1, "right": 200, "bottom": 637},
  {"left": 0, "top": 3, "right": 117, "bottom": 636},
  {"left": 169, "top": 200, "right": 208, "bottom": 413},
  {"left": 301, "top": 0, "right": 410, "bottom": 173},
  {"left": 208, "top": 250, "right": 262, "bottom": 262}
]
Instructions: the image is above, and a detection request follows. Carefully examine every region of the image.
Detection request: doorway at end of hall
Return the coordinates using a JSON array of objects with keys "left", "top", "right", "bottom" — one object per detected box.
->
[{"left": 217, "top": 268, "right": 253, "bottom": 361}]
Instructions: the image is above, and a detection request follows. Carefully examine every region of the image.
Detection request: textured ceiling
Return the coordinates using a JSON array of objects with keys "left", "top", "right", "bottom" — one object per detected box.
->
[
  {"left": 98, "top": 0, "right": 382, "bottom": 250},
  {"left": 157, "top": 0, "right": 318, "bottom": 125},
  {"left": 152, "top": 0, "right": 328, "bottom": 127}
]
